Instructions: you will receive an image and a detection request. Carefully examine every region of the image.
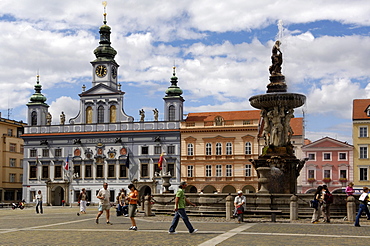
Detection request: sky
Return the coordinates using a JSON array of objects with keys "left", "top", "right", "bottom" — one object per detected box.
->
[{"left": 1, "top": 0, "right": 370, "bottom": 144}]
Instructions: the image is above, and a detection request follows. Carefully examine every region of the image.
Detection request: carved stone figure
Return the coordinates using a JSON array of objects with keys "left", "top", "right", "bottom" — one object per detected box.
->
[
  {"left": 139, "top": 109, "right": 145, "bottom": 122},
  {"left": 46, "top": 112, "right": 52, "bottom": 125},
  {"left": 270, "top": 107, "right": 284, "bottom": 146},
  {"left": 284, "top": 109, "right": 294, "bottom": 143},
  {"left": 153, "top": 108, "right": 159, "bottom": 121},
  {"left": 60, "top": 111, "right": 65, "bottom": 125},
  {"left": 269, "top": 40, "right": 283, "bottom": 76},
  {"left": 261, "top": 109, "right": 271, "bottom": 146}
]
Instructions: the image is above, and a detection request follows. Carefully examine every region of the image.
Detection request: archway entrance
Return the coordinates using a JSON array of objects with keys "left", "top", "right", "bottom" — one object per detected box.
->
[
  {"left": 53, "top": 186, "right": 64, "bottom": 206},
  {"left": 222, "top": 185, "right": 236, "bottom": 194},
  {"left": 139, "top": 185, "right": 152, "bottom": 198},
  {"left": 203, "top": 185, "right": 217, "bottom": 193},
  {"left": 185, "top": 185, "right": 197, "bottom": 193}
]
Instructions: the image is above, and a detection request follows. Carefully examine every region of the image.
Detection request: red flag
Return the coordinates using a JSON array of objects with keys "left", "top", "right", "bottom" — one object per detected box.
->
[
  {"left": 158, "top": 153, "right": 164, "bottom": 170},
  {"left": 64, "top": 156, "right": 69, "bottom": 171}
]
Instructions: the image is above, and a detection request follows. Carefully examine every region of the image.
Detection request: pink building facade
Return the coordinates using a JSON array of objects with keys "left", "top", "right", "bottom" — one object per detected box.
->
[{"left": 301, "top": 137, "right": 353, "bottom": 193}]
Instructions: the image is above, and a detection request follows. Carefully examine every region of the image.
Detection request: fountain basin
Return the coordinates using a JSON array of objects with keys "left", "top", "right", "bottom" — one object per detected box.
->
[{"left": 249, "top": 92, "right": 306, "bottom": 109}]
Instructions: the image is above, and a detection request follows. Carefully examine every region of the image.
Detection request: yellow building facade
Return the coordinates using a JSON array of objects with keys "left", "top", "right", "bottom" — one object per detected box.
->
[
  {"left": 180, "top": 110, "right": 261, "bottom": 194},
  {"left": 352, "top": 99, "right": 370, "bottom": 188},
  {"left": 0, "top": 118, "right": 26, "bottom": 203}
]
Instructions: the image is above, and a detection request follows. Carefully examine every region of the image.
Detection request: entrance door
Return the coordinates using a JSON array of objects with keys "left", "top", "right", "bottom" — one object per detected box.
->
[{"left": 54, "top": 186, "right": 64, "bottom": 206}]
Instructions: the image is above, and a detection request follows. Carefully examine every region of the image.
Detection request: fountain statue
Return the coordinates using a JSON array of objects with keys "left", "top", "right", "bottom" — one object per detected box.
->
[{"left": 249, "top": 39, "right": 306, "bottom": 194}]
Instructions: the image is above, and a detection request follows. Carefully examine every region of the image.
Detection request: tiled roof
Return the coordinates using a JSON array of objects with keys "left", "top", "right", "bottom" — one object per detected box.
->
[
  {"left": 291, "top": 117, "right": 303, "bottom": 136},
  {"left": 185, "top": 110, "right": 261, "bottom": 122},
  {"left": 353, "top": 99, "right": 370, "bottom": 120}
]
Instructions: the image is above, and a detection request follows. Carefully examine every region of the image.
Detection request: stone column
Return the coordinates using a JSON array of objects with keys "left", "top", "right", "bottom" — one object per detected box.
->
[
  {"left": 347, "top": 196, "right": 356, "bottom": 222},
  {"left": 225, "top": 195, "right": 234, "bottom": 220},
  {"left": 144, "top": 195, "right": 152, "bottom": 216},
  {"left": 290, "top": 195, "right": 298, "bottom": 221}
]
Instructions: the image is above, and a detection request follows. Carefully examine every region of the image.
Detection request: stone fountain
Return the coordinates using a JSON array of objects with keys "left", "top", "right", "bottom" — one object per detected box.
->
[{"left": 249, "top": 40, "right": 306, "bottom": 194}]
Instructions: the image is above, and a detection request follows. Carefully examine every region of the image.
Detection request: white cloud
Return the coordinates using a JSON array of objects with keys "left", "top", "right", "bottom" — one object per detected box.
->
[{"left": 48, "top": 97, "right": 79, "bottom": 124}]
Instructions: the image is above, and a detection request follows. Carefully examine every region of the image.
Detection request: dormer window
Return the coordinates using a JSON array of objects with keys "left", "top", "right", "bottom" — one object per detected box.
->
[
  {"left": 366, "top": 105, "right": 370, "bottom": 117},
  {"left": 214, "top": 116, "right": 224, "bottom": 126}
]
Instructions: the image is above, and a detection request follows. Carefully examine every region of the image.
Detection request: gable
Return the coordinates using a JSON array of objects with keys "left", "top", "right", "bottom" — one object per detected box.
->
[
  {"left": 303, "top": 136, "right": 353, "bottom": 149},
  {"left": 81, "top": 83, "right": 120, "bottom": 96}
]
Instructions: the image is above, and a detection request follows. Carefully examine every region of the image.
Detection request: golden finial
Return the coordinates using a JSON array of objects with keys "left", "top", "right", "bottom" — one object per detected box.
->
[{"left": 102, "top": 1, "right": 107, "bottom": 24}]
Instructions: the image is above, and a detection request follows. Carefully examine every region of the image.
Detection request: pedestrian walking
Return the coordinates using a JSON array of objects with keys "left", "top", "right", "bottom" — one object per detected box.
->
[
  {"left": 354, "top": 187, "right": 370, "bottom": 227},
  {"left": 168, "top": 181, "right": 198, "bottom": 234},
  {"left": 77, "top": 188, "right": 89, "bottom": 216},
  {"left": 35, "top": 190, "right": 43, "bottom": 214},
  {"left": 311, "top": 185, "right": 323, "bottom": 223},
  {"left": 234, "top": 190, "right": 246, "bottom": 223},
  {"left": 127, "top": 184, "right": 139, "bottom": 230},
  {"left": 95, "top": 182, "right": 112, "bottom": 225}
]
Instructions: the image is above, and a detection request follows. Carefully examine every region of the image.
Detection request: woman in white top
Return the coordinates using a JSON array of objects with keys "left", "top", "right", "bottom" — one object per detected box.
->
[{"left": 35, "top": 190, "right": 43, "bottom": 214}]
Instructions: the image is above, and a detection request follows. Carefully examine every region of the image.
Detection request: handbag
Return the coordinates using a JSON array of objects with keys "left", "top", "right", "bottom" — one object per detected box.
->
[{"left": 310, "top": 200, "right": 318, "bottom": 209}]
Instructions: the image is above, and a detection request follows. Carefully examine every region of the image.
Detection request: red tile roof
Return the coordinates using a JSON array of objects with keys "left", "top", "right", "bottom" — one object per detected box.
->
[
  {"left": 353, "top": 99, "right": 370, "bottom": 120},
  {"left": 185, "top": 110, "right": 261, "bottom": 122}
]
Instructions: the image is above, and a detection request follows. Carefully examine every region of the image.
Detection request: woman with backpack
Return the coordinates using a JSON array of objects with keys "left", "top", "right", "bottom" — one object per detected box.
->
[
  {"left": 322, "top": 185, "right": 332, "bottom": 223},
  {"left": 311, "top": 185, "right": 323, "bottom": 223}
]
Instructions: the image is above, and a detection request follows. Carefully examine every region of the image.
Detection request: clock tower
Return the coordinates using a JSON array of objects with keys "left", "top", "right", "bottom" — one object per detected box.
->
[{"left": 91, "top": 10, "right": 119, "bottom": 89}]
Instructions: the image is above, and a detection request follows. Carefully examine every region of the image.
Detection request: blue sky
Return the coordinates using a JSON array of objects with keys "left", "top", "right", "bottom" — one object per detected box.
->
[{"left": 1, "top": 0, "right": 370, "bottom": 144}]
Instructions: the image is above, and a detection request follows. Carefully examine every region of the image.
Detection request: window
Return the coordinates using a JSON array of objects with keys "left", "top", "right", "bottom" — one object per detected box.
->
[
  {"left": 323, "top": 153, "right": 331, "bottom": 161},
  {"left": 108, "top": 165, "right": 115, "bottom": 177},
  {"left": 324, "top": 170, "right": 331, "bottom": 179},
  {"left": 141, "top": 163, "right": 148, "bottom": 177},
  {"left": 226, "top": 143, "right": 232, "bottom": 155},
  {"left": 187, "top": 165, "right": 194, "bottom": 177},
  {"left": 216, "top": 165, "right": 222, "bottom": 177},
  {"left": 167, "top": 145, "right": 175, "bottom": 155},
  {"left": 9, "top": 158, "right": 16, "bottom": 167},
  {"left": 360, "top": 146, "right": 368, "bottom": 159},
  {"left": 30, "top": 149, "right": 37, "bottom": 157},
  {"left": 42, "top": 149, "right": 49, "bottom": 157},
  {"left": 85, "top": 165, "right": 92, "bottom": 178},
  {"left": 245, "top": 164, "right": 252, "bottom": 177},
  {"left": 9, "top": 173, "right": 16, "bottom": 182},
  {"left": 308, "top": 169, "right": 315, "bottom": 179},
  {"left": 42, "top": 166, "right": 49, "bottom": 179},
  {"left": 55, "top": 149, "right": 62, "bottom": 157},
  {"left": 167, "top": 163, "right": 175, "bottom": 177},
  {"left": 245, "top": 142, "right": 252, "bottom": 155},
  {"left": 339, "top": 153, "right": 347, "bottom": 160},
  {"left": 119, "top": 165, "right": 127, "bottom": 177},
  {"left": 226, "top": 165, "right": 232, "bottom": 177},
  {"left": 187, "top": 143, "right": 194, "bottom": 156},
  {"left": 7, "top": 129, "right": 13, "bottom": 136},
  {"left": 153, "top": 162, "right": 161, "bottom": 176},
  {"left": 110, "top": 105, "right": 116, "bottom": 123},
  {"left": 169, "top": 105, "right": 175, "bottom": 121},
  {"left": 359, "top": 126, "right": 368, "bottom": 138},
  {"left": 31, "top": 111, "right": 37, "bottom": 126},
  {"left": 154, "top": 146, "right": 161, "bottom": 155},
  {"left": 20, "top": 145, "right": 24, "bottom": 154},
  {"left": 55, "top": 166, "right": 62, "bottom": 178},
  {"left": 19, "top": 174, "right": 23, "bottom": 183},
  {"left": 360, "top": 167, "right": 368, "bottom": 181},
  {"left": 97, "top": 105, "right": 104, "bottom": 123},
  {"left": 74, "top": 165, "right": 81, "bottom": 178},
  {"left": 340, "top": 170, "right": 347, "bottom": 179},
  {"left": 308, "top": 153, "right": 316, "bottom": 160},
  {"left": 216, "top": 143, "right": 222, "bottom": 155},
  {"left": 9, "top": 143, "right": 16, "bottom": 152},
  {"left": 96, "top": 165, "right": 103, "bottom": 177},
  {"left": 206, "top": 143, "right": 212, "bottom": 155},
  {"left": 110, "top": 190, "right": 115, "bottom": 202},
  {"left": 86, "top": 106, "right": 93, "bottom": 124},
  {"left": 141, "top": 146, "right": 149, "bottom": 155},
  {"left": 206, "top": 165, "right": 212, "bottom": 177},
  {"left": 30, "top": 166, "right": 37, "bottom": 178}
]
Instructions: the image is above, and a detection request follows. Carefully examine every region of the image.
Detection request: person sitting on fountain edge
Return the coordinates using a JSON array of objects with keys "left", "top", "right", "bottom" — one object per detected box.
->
[{"left": 234, "top": 190, "right": 246, "bottom": 223}]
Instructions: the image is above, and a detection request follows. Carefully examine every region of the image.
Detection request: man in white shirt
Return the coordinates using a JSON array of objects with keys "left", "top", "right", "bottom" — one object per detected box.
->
[
  {"left": 95, "top": 183, "right": 112, "bottom": 225},
  {"left": 234, "top": 190, "right": 246, "bottom": 223}
]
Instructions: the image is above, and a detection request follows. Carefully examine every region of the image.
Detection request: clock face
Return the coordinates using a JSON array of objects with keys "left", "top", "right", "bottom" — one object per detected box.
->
[
  {"left": 95, "top": 65, "right": 107, "bottom": 78},
  {"left": 111, "top": 66, "right": 117, "bottom": 79}
]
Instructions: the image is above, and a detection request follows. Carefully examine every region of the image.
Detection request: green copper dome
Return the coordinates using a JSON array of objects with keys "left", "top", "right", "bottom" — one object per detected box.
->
[
  {"left": 165, "top": 67, "right": 183, "bottom": 97},
  {"left": 28, "top": 75, "right": 47, "bottom": 105},
  {"left": 92, "top": 13, "right": 117, "bottom": 62}
]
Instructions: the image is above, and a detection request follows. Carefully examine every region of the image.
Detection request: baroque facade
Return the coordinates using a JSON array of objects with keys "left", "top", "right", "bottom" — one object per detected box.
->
[
  {"left": 301, "top": 136, "right": 353, "bottom": 193},
  {"left": 180, "top": 110, "right": 304, "bottom": 194},
  {"left": 0, "top": 118, "right": 26, "bottom": 202},
  {"left": 22, "top": 14, "right": 183, "bottom": 205}
]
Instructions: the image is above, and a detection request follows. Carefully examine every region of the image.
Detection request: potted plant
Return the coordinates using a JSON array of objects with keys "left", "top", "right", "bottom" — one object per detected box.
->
[
  {"left": 323, "top": 178, "right": 331, "bottom": 183},
  {"left": 307, "top": 178, "right": 316, "bottom": 183},
  {"left": 339, "top": 178, "right": 347, "bottom": 183}
]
